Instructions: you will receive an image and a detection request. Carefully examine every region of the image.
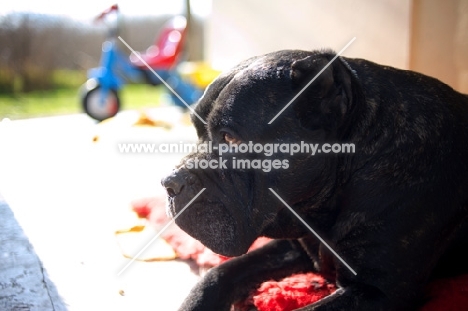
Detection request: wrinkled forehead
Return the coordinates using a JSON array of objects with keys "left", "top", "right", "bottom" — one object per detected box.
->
[
  {"left": 207, "top": 59, "right": 293, "bottom": 133},
  {"left": 192, "top": 50, "right": 317, "bottom": 139}
]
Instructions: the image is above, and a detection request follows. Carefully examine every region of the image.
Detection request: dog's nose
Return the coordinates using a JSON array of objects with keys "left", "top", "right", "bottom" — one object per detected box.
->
[{"left": 161, "top": 172, "right": 184, "bottom": 197}]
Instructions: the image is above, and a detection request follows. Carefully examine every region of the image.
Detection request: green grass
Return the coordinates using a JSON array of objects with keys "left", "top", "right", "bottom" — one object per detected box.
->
[{"left": 0, "top": 83, "right": 165, "bottom": 120}]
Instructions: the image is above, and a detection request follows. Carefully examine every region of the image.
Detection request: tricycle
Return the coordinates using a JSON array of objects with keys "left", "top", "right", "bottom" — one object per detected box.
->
[{"left": 80, "top": 4, "right": 203, "bottom": 121}]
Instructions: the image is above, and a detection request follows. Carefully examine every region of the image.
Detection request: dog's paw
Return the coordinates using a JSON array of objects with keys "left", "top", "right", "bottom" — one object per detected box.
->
[{"left": 178, "top": 267, "right": 232, "bottom": 311}]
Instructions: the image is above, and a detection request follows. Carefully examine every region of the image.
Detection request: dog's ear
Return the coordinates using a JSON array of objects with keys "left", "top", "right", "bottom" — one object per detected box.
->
[{"left": 290, "top": 54, "right": 354, "bottom": 131}]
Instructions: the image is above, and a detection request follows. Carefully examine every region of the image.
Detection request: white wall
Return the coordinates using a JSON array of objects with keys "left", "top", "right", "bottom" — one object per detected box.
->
[{"left": 206, "top": 0, "right": 412, "bottom": 70}]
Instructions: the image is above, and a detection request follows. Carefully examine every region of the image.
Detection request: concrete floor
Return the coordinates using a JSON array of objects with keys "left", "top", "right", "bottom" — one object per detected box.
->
[{"left": 0, "top": 109, "right": 200, "bottom": 311}]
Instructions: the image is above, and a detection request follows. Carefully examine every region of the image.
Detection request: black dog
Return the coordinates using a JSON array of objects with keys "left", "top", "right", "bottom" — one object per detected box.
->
[{"left": 161, "top": 50, "right": 468, "bottom": 310}]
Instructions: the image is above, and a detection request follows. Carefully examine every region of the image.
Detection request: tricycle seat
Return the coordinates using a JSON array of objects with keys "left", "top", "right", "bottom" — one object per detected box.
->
[{"left": 130, "top": 16, "right": 187, "bottom": 70}]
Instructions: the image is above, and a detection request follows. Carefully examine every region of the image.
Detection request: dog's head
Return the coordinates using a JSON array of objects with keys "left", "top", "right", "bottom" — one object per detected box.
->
[{"left": 162, "top": 50, "right": 358, "bottom": 256}]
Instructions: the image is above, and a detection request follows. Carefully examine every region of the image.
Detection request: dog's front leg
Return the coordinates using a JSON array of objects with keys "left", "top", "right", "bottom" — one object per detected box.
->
[{"left": 178, "top": 239, "right": 315, "bottom": 311}]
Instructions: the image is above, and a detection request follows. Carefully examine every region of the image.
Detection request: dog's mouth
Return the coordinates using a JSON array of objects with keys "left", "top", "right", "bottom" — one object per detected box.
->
[{"left": 166, "top": 196, "right": 255, "bottom": 257}]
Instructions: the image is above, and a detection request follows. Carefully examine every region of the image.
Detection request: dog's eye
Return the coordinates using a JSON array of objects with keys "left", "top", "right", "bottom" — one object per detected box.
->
[{"left": 223, "top": 132, "right": 241, "bottom": 145}]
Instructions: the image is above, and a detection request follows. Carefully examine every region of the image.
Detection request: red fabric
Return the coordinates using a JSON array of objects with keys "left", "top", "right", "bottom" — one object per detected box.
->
[
  {"left": 235, "top": 273, "right": 336, "bottom": 311},
  {"left": 420, "top": 274, "right": 468, "bottom": 311},
  {"left": 131, "top": 197, "right": 153, "bottom": 219},
  {"left": 132, "top": 196, "right": 468, "bottom": 311}
]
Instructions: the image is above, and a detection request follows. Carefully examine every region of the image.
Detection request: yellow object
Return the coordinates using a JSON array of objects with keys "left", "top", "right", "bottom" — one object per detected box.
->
[
  {"left": 114, "top": 225, "right": 176, "bottom": 261},
  {"left": 178, "top": 62, "right": 222, "bottom": 88},
  {"left": 133, "top": 111, "right": 172, "bottom": 129}
]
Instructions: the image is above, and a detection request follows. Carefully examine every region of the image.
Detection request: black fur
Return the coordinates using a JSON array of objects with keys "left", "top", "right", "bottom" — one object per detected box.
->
[{"left": 161, "top": 50, "right": 468, "bottom": 310}]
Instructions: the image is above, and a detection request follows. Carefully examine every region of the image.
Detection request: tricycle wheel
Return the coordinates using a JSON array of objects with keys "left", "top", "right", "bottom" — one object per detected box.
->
[{"left": 81, "top": 80, "right": 120, "bottom": 121}]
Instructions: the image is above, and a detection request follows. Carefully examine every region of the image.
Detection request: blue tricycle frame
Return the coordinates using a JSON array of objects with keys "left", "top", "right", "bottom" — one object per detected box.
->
[{"left": 80, "top": 9, "right": 202, "bottom": 121}]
